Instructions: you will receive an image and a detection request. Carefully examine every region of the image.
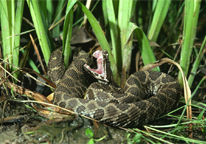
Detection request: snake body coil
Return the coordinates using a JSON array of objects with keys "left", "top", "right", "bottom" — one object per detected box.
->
[{"left": 48, "top": 48, "right": 181, "bottom": 127}]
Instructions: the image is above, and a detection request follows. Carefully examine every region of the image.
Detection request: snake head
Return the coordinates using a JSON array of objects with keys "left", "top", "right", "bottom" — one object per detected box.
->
[{"left": 84, "top": 50, "right": 112, "bottom": 84}]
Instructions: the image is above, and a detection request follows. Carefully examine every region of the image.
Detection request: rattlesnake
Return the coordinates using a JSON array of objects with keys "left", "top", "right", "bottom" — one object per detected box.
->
[{"left": 48, "top": 48, "right": 181, "bottom": 127}]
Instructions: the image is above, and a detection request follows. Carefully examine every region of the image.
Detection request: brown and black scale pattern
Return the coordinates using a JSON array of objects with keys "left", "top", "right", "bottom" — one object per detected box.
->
[{"left": 48, "top": 48, "right": 181, "bottom": 128}]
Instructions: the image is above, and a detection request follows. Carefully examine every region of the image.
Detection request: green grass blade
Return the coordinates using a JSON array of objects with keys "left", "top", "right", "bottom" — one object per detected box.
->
[
  {"left": 118, "top": 0, "right": 133, "bottom": 65},
  {"left": 104, "top": 0, "right": 121, "bottom": 73},
  {"left": 148, "top": 0, "right": 171, "bottom": 42},
  {"left": 0, "top": 1, "right": 16, "bottom": 78},
  {"left": 38, "top": 0, "right": 54, "bottom": 27},
  {"left": 62, "top": 0, "right": 76, "bottom": 49},
  {"left": 76, "top": 1, "right": 119, "bottom": 82},
  {"left": 27, "top": 0, "right": 53, "bottom": 65},
  {"left": 46, "top": 0, "right": 53, "bottom": 26},
  {"left": 102, "top": 1, "right": 108, "bottom": 27},
  {"left": 121, "top": 23, "right": 133, "bottom": 85},
  {"left": 52, "top": 0, "right": 66, "bottom": 36},
  {"left": 76, "top": 1, "right": 111, "bottom": 54},
  {"left": 21, "top": 48, "right": 40, "bottom": 74},
  {"left": 54, "top": 0, "right": 119, "bottom": 82},
  {"left": 38, "top": 1, "right": 46, "bottom": 22},
  {"left": 10, "top": 0, "right": 15, "bottom": 71},
  {"left": 118, "top": 0, "right": 132, "bottom": 29},
  {"left": 0, "top": 1, "right": 12, "bottom": 64},
  {"left": 62, "top": 0, "right": 74, "bottom": 68},
  {"left": 144, "top": 126, "right": 206, "bottom": 143},
  {"left": 112, "top": 0, "right": 119, "bottom": 19},
  {"left": 13, "top": 0, "right": 25, "bottom": 78},
  {"left": 188, "top": 36, "right": 206, "bottom": 87},
  {"left": 178, "top": 0, "right": 201, "bottom": 87},
  {"left": 0, "top": 0, "right": 25, "bottom": 79},
  {"left": 0, "top": 3, "right": 2, "bottom": 23},
  {"left": 131, "top": 23, "right": 159, "bottom": 71}
]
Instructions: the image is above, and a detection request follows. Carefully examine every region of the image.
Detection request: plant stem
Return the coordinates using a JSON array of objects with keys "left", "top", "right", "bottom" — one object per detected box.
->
[
  {"left": 178, "top": 0, "right": 201, "bottom": 87},
  {"left": 188, "top": 36, "right": 206, "bottom": 87},
  {"left": 27, "top": 0, "right": 53, "bottom": 65}
]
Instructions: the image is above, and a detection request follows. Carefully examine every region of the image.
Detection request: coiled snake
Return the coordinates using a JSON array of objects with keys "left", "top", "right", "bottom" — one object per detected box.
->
[{"left": 48, "top": 48, "right": 181, "bottom": 127}]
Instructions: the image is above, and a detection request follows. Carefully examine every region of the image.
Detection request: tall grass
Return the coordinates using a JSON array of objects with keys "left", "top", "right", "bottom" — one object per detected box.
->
[
  {"left": 0, "top": 0, "right": 24, "bottom": 79},
  {"left": 178, "top": 0, "right": 201, "bottom": 87},
  {"left": 0, "top": 1, "right": 203, "bottom": 87},
  {"left": 0, "top": 0, "right": 205, "bottom": 143},
  {"left": 27, "top": 0, "right": 53, "bottom": 65},
  {"left": 102, "top": 0, "right": 158, "bottom": 84}
]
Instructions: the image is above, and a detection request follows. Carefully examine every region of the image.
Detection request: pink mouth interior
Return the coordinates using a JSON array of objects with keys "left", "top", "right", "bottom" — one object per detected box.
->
[{"left": 85, "top": 50, "right": 105, "bottom": 76}]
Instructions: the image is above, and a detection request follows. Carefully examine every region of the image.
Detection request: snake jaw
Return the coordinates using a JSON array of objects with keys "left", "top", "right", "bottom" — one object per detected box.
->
[{"left": 84, "top": 50, "right": 109, "bottom": 84}]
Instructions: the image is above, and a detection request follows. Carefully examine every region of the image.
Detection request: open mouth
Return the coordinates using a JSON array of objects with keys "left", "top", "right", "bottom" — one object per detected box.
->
[{"left": 84, "top": 50, "right": 108, "bottom": 83}]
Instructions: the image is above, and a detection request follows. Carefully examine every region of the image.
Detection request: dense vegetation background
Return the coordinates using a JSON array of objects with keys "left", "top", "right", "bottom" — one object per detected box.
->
[{"left": 0, "top": 0, "right": 206, "bottom": 143}]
